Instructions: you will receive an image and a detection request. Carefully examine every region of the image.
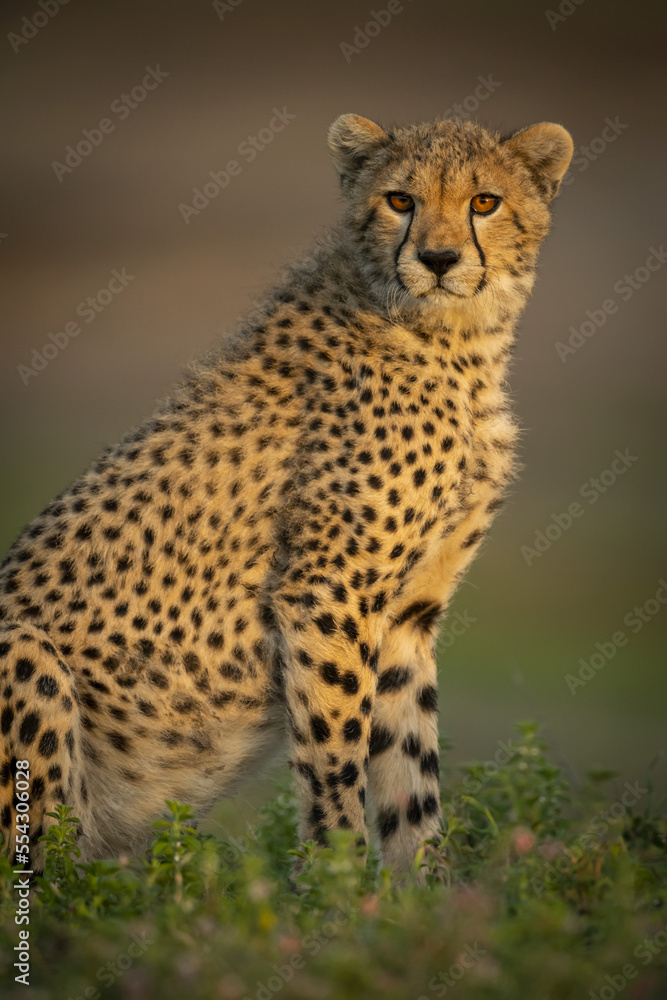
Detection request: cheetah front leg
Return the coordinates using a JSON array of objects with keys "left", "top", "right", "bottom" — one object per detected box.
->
[
  {"left": 368, "top": 608, "right": 442, "bottom": 879},
  {"left": 276, "top": 602, "right": 379, "bottom": 854}
]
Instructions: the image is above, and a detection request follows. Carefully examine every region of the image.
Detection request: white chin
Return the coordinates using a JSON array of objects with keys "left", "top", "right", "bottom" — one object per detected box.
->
[{"left": 425, "top": 286, "right": 469, "bottom": 300}]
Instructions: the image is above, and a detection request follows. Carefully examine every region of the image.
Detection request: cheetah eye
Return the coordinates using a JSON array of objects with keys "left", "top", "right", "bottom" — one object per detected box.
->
[
  {"left": 387, "top": 192, "right": 414, "bottom": 213},
  {"left": 471, "top": 194, "right": 500, "bottom": 215}
]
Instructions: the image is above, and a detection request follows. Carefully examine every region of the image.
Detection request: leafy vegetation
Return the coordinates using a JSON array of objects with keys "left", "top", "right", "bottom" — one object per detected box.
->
[{"left": 1, "top": 723, "right": 665, "bottom": 998}]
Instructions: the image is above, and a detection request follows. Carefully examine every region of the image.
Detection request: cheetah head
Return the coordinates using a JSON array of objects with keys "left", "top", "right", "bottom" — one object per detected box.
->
[{"left": 328, "top": 114, "right": 572, "bottom": 320}]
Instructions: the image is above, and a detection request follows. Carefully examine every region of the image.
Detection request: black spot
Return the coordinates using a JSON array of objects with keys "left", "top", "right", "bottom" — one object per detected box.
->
[
  {"left": 423, "top": 793, "right": 440, "bottom": 816},
  {"left": 31, "top": 776, "right": 45, "bottom": 801},
  {"left": 36, "top": 675, "right": 59, "bottom": 698},
  {"left": 183, "top": 652, "right": 201, "bottom": 673},
  {"left": 462, "top": 529, "right": 483, "bottom": 549},
  {"left": 420, "top": 750, "right": 440, "bottom": 776},
  {"left": 38, "top": 729, "right": 58, "bottom": 759},
  {"left": 402, "top": 733, "right": 421, "bottom": 757},
  {"left": 377, "top": 666, "right": 411, "bottom": 694},
  {"left": 343, "top": 718, "right": 362, "bottom": 742},
  {"left": 406, "top": 795, "right": 423, "bottom": 825},
  {"left": 19, "top": 712, "right": 40, "bottom": 745},
  {"left": 377, "top": 808, "right": 399, "bottom": 839},
  {"left": 160, "top": 730, "right": 183, "bottom": 747},
  {"left": 310, "top": 803, "right": 326, "bottom": 825},
  {"left": 393, "top": 600, "right": 442, "bottom": 631},
  {"left": 1, "top": 706, "right": 14, "bottom": 735},
  {"left": 314, "top": 613, "right": 336, "bottom": 637},
  {"left": 219, "top": 662, "right": 243, "bottom": 683},
  {"left": 370, "top": 592, "right": 386, "bottom": 614},
  {"left": 321, "top": 662, "right": 340, "bottom": 685},
  {"left": 341, "top": 672, "right": 359, "bottom": 695},
  {"left": 310, "top": 715, "right": 331, "bottom": 743},
  {"left": 15, "top": 658, "right": 35, "bottom": 682},
  {"left": 417, "top": 685, "right": 438, "bottom": 712},
  {"left": 148, "top": 670, "right": 169, "bottom": 690},
  {"left": 297, "top": 761, "right": 323, "bottom": 797},
  {"left": 340, "top": 761, "right": 359, "bottom": 786},
  {"left": 341, "top": 616, "right": 358, "bottom": 642},
  {"left": 369, "top": 725, "right": 394, "bottom": 755}
]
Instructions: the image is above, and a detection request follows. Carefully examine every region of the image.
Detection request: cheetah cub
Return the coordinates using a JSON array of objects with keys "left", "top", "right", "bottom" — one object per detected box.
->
[{"left": 0, "top": 114, "right": 572, "bottom": 877}]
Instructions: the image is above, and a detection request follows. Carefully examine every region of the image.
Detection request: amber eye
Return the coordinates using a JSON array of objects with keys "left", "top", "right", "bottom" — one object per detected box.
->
[
  {"left": 471, "top": 194, "right": 499, "bottom": 214},
  {"left": 387, "top": 192, "right": 414, "bottom": 212}
]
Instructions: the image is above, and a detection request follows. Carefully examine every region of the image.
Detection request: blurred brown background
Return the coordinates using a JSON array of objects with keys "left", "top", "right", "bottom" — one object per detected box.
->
[{"left": 1, "top": 0, "right": 665, "bottom": 807}]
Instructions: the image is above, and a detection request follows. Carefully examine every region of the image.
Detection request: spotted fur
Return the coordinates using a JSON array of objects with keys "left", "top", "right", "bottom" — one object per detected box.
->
[{"left": 0, "top": 114, "right": 572, "bottom": 875}]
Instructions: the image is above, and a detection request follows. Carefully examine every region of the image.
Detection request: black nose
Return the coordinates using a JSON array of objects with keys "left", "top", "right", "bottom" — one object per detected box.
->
[{"left": 418, "top": 249, "right": 460, "bottom": 278}]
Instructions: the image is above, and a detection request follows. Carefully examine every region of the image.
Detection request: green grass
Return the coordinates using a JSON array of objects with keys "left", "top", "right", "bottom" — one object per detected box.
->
[{"left": 1, "top": 723, "right": 666, "bottom": 998}]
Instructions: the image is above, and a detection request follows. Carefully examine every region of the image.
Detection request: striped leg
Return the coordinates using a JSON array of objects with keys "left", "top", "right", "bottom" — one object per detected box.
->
[{"left": 368, "top": 617, "right": 441, "bottom": 877}]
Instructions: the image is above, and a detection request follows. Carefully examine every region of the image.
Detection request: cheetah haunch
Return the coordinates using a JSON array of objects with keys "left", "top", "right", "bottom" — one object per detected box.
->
[{"left": 0, "top": 114, "right": 572, "bottom": 877}]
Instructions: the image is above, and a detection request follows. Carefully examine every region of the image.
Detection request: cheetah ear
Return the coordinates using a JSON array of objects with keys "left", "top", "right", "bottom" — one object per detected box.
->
[
  {"left": 504, "top": 122, "right": 574, "bottom": 201},
  {"left": 328, "top": 114, "right": 389, "bottom": 185}
]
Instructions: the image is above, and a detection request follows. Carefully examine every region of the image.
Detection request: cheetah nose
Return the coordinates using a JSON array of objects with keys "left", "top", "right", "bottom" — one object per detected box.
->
[{"left": 418, "top": 249, "right": 460, "bottom": 278}]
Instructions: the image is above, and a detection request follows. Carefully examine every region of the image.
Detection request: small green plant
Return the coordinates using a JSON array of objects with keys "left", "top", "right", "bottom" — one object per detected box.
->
[
  {"left": 141, "top": 801, "right": 220, "bottom": 907},
  {"left": 0, "top": 723, "right": 663, "bottom": 999}
]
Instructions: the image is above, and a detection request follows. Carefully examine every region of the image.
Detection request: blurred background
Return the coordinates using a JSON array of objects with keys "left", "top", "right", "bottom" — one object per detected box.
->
[{"left": 1, "top": 0, "right": 665, "bottom": 827}]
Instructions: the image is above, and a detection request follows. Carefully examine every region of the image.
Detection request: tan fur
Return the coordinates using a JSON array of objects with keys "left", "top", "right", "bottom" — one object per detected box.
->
[{"left": 0, "top": 114, "right": 571, "bottom": 875}]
